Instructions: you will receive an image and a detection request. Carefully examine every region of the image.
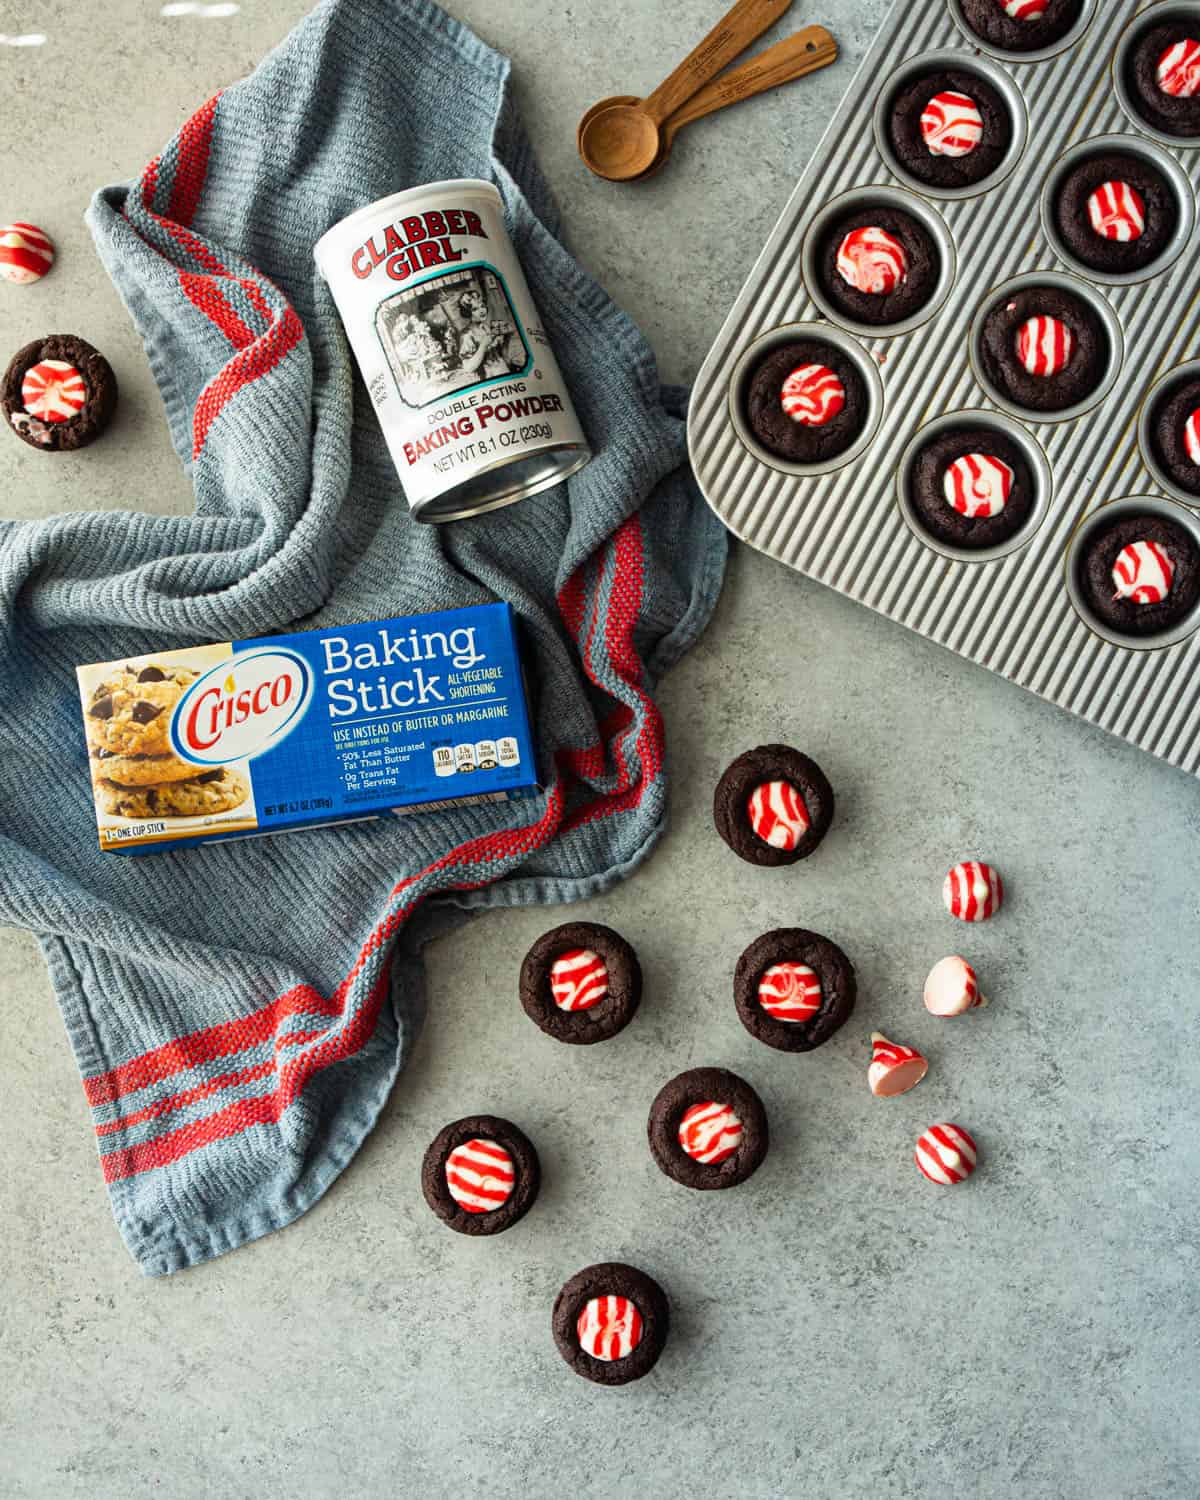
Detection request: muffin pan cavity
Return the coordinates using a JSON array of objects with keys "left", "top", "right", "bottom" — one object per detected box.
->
[
  {"left": 688, "top": 0, "right": 1200, "bottom": 779},
  {"left": 1040, "top": 134, "right": 1194, "bottom": 284},
  {"left": 1114, "top": 2, "right": 1200, "bottom": 146},
  {"left": 896, "top": 411, "right": 1052, "bottom": 563},
  {"left": 873, "top": 50, "right": 1028, "bottom": 201},
  {"left": 948, "top": 0, "right": 1096, "bottom": 63}
]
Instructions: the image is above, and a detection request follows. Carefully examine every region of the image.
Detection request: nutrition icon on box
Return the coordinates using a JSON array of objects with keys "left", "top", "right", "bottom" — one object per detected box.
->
[{"left": 375, "top": 266, "right": 529, "bottom": 408}]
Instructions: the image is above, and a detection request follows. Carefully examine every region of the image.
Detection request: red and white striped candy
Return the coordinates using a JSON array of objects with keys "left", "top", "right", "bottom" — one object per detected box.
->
[
  {"left": 1086, "top": 181, "right": 1145, "bottom": 243},
  {"left": 444, "top": 1138, "right": 515, "bottom": 1214},
  {"left": 1157, "top": 38, "right": 1200, "bottom": 97},
  {"left": 868, "top": 1032, "right": 928, "bottom": 1097},
  {"left": 577, "top": 1295, "right": 644, "bottom": 1361},
  {"left": 1016, "top": 316, "right": 1073, "bottom": 377},
  {"left": 0, "top": 222, "right": 54, "bottom": 284},
  {"left": 1185, "top": 408, "right": 1200, "bottom": 466},
  {"left": 943, "top": 861, "right": 1004, "bottom": 921},
  {"left": 549, "top": 948, "right": 609, "bottom": 1011},
  {"left": 920, "top": 91, "right": 983, "bottom": 157},
  {"left": 20, "top": 359, "right": 85, "bottom": 422},
  {"left": 914, "top": 1122, "right": 978, "bottom": 1185},
  {"left": 1112, "top": 540, "right": 1175, "bottom": 604},
  {"left": 995, "top": 0, "right": 1046, "bottom": 18},
  {"left": 781, "top": 363, "right": 846, "bottom": 427},
  {"left": 943, "top": 453, "right": 1013, "bottom": 518},
  {"left": 678, "top": 1100, "right": 743, "bottom": 1164},
  {"left": 747, "top": 780, "right": 809, "bottom": 850},
  {"left": 836, "top": 226, "right": 908, "bottom": 295},
  {"left": 924, "top": 955, "right": 989, "bottom": 1016},
  {"left": 758, "top": 962, "right": 822, "bottom": 1023}
]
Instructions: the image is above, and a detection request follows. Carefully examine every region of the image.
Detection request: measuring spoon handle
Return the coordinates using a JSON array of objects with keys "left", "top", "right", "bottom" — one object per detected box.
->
[
  {"left": 663, "top": 25, "right": 838, "bottom": 139},
  {"left": 642, "top": 0, "right": 794, "bottom": 126}
]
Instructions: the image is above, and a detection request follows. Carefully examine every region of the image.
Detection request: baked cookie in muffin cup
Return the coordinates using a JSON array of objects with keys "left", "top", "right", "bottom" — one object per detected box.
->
[
  {"left": 552, "top": 1262, "right": 670, "bottom": 1386},
  {"left": 951, "top": 0, "right": 1092, "bottom": 60},
  {"left": 734, "top": 928, "right": 857, "bottom": 1053},
  {"left": 519, "top": 921, "right": 641, "bottom": 1044},
  {"left": 647, "top": 1067, "right": 769, "bottom": 1191}
]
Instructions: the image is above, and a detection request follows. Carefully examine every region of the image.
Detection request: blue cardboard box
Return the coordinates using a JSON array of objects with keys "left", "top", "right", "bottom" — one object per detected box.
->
[{"left": 77, "top": 603, "right": 539, "bottom": 854}]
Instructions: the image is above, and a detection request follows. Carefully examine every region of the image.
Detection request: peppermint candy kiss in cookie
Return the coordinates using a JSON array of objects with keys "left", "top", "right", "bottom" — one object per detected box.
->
[
  {"left": 678, "top": 1101, "right": 744, "bottom": 1165},
  {"left": 1158, "top": 39, "right": 1200, "bottom": 97},
  {"left": 781, "top": 364, "right": 846, "bottom": 427},
  {"left": 444, "top": 1138, "right": 515, "bottom": 1214},
  {"left": 21, "top": 359, "right": 86, "bottom": 423},
  {"left": 924, "top": 955, "right": 989, "bottom": 1016},
  {"left": 757, "top": 962, "right": 822, "bottom": 1023},
  {"left": 920, "top": 91, "right": 983, "bottom": 157},
  {"left": 837, "top": 226, "right": 908, "bottom": 295},
  {"left": 0, "top": 222, "right": 54, "bottom": 284},
  {"left": 943, "top": 453, "right": 1013, "bottom": 518},
  {"left": 1016, "top": 316, "right": 1073, "bottom": 377},
  {"left": 1087, "top": 181, "right": 1145, "bottom": 243},
  {"left": 943, "top": 860, "right": 1004, "bottom": 921},
  {"left": 868, "top": 1032, "right": 928, "bottom": 1097},
  {"left": 577, "top": 1296, "right": 644, "bottom": 1362},
  {"left": 915, "top": 1123, "right": 978, "bottom": 1185},
  {"left": 996, "top": 0, "right": 1047, "bottom": 18},
  {"left": 549, "top": 948, "right": 609, "bottom": 1011},
  {"left": 1186, "top": 409, "right": 1200, "bottom": 466},
  {"left": 747, "top": 779, "right": 810, "bottom": 851},
  {"left": 1112, "top": 540, "right": 1175, "bottom": 604}
]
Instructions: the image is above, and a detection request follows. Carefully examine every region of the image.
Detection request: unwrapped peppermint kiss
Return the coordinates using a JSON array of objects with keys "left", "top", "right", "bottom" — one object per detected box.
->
[
  {"left": 943, "top": 453, "right": 1013, "bottom": 518},
  {"left": 1017, "top": 316, "right": 1073, "bottom": 377},
  {"left": 1086, "top": 181, "right": 1145, "bottom": 243},
  {"left": 781, "top": 364, "right": 846, "bottom": 427},
  {"left": 1185, "top": 409, "right": 1200, "bottom": 466},
  {"left": 996, "top": 0, "right": 1046, "bottom": 17},
  {"left": 549, "top": 948, "right": 609, "bottom": 1011},
  {"left": 577, "top": 1295, "right": 644, "bottom": 1362},
  {"left": 444, "top": 1138, "right": 516, "bottom": 1214},
  {"left": 924, "top": 955, "right": 989, "bottom": 1017},
  {"left": 0, "top": 222, "right": 54, "bottom": 285},
  {"left": 868, "top": 1032, "right": 928, "bottom": 1096},
  {"left": 678, "top": 1101, "right": 743, "bottom": 1165},
  {"left": 1112, "top": 540, "right": 1175, "bottom": 604},
  {"left": 1158, "top": 38, "right": 1200, "bottom": 97},
  {"left": 943, "top": 860, "right": 1004, "bottom": 921},
  {"left": 758, "top": 961, "right": 822, "bottom": 1023},
  {"left": 915, "top": 1123, "right": 978, "bottom": 1184},
  {"left": 920, "top": 91, "right": 982, "bottom": 157},
  {"left": 836, "top": 226, "right": 908, "bottom": 295},
  {"left": 747, "top": 780, "right": 810, "bottom": 851}
]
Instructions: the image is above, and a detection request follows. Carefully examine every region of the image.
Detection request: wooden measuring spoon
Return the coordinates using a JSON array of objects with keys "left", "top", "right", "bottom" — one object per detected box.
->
[
  {"left": 579, "top": 0, "right": 793, "bottom": 182},
  {"left": 643, "top": 25, "right": 838, "bottom": 179}
]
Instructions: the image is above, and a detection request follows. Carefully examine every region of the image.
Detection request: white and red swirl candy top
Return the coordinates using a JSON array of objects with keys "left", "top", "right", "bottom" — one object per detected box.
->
[
  {"left": 781, "top": 364, "right": 846, "bottom": 427},
  {"left": 577, "top": 1296, "right": 644, "bottom": 1362},
  {"left": 836, "top": 226, "right": 908, "bottom": 295},
  {"left": 868, "top": 1032, "right": 928, "bottom": 1097},
  {"left": 678, "top": 1101, "right": 744, "bottom": 1164},
  {"left": 924, "top": 955, "right": 989, "bottom": 1016},
  {"left": 920, "top": 91, "right": 983, "bottom": 157},
  {"left": 943, "top": 861, "right": 1004, "bottom": 921},
  {"left": 549, "top": 948, "right": 609, "bottom": 1011},
  {"left": 995, "top": 0, "right": 1047, "bottom": 18},
  {"left": 943, "top": 453, "right": 1013, "bottom": 517},
  {"left": 1158, "top": 39, "right": 1200, "bottom": 97},
  {"left": 914, "top": 1123, "right": 978, "bottom": 1185},
  {"left": 1086, "top": 181, "right": 1145, "bottom": 242},
  {"left": 758, "top": 962, "right": 822, "bottom": 1023},
  {"left": 1112, "top": 540, "right": 1175, "bottom": 604},
  {"left": 1016, "top": 316, "right": 1073, "bottom": 377},
  {"left": 0, "top": 222, "right": 54, "bottom": 284},
  {"left": 20, "top": 359, "right": 85, "bottom": 422},
  {"left": 747, "top": 780, "right": 809, "bottom": 850},
  {"left": 1185, "top": 409, "right": 1200, "bottom": 466},
  {"left": 444, "top": 1138, "right": 515, "bottom": 1214}
]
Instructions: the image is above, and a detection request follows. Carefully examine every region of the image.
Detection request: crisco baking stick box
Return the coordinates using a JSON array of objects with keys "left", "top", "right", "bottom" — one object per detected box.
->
[{"left": 76, "top": 603, "right": 539, "bottom": 855}]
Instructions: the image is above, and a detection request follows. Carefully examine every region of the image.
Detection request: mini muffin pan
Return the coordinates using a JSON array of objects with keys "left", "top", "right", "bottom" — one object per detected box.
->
[{"left": 688, "top": 0, "right": 1200, "bottom": 779}]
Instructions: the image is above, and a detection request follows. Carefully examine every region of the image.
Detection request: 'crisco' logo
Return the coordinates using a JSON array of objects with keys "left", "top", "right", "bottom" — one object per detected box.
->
[{"left": 171, "top": 649, "right": 313, "bottom": 765}]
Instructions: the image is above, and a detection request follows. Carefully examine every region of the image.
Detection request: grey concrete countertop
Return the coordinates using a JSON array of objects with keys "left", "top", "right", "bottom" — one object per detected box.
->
[{"left": 1, "top": 2, "right": 1197, "bottom": 1498}]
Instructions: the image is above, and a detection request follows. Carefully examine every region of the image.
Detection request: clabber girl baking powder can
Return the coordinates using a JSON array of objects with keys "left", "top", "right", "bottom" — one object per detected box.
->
[{"left": 314, "top": 179, "right": 591, "bottom": 522}]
